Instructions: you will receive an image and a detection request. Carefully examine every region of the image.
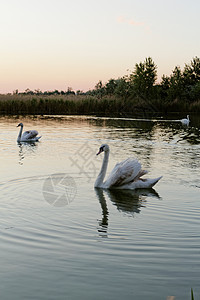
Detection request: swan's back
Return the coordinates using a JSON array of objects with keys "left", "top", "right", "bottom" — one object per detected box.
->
[
  {"left": 104, "top": 158, "right": 142, "bottom": 188},
  {"left": 22, "top": 130, "right": 38, "bottom": 140}
]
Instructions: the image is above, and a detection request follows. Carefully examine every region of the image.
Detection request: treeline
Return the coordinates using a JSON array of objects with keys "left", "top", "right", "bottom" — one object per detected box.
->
[
  {"left": 0, "top": 56, "right": 200, "bottom": 116},
  {"left": 13, "top": 87, "right": 78, "bottom": 96},
  {"left": 88, "top": 56, "right": 200, "bottom": 103}
]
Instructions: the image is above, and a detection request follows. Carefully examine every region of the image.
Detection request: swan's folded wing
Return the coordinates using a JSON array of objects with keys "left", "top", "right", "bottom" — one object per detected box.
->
[
  {"left": 105, "top": 158, "right": 141, "bottom": 188},
  {"left": 22, "top": 130, "right": 38, "bottom": 140}
]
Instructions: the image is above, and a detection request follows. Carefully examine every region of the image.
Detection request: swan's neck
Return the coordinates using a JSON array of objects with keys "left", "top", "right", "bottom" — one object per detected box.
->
[
  {"left": 94, "top": 150, "right": 109, "bottom": 188},
  {"left": 17, "top": 125, "right": 23, "bottom": 142}
]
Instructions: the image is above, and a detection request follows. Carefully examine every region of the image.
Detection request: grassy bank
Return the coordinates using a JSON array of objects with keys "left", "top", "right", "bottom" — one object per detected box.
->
[{"left": 0, "top": 94, "right": 200, "bottom": 117}]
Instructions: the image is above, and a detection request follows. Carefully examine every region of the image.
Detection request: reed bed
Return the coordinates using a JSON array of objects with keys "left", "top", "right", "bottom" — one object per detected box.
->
[{"left": 0, "top": 94, "right": 200, "bottom": 116}]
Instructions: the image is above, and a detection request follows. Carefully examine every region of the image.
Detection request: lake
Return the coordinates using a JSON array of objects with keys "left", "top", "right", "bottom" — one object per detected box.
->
[{"left": 0, "top": 114, "right": 200, "bottom": 300}]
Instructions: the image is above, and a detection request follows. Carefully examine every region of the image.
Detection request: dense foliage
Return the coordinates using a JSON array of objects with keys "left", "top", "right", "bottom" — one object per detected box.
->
[
  {"left": 88, "top": 56, "right": 200, "bottom": 103},
  {"left": 0, "top": 57, "right": 200, "bottom": 115}
]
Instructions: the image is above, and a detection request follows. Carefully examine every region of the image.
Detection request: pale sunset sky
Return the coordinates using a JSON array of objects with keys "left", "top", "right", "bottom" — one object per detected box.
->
[{"left": 0, "top": 0, "right": 199, "bottom": 93}]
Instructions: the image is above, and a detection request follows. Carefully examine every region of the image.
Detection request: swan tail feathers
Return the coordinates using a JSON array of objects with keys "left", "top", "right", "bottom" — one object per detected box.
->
[
  {"left": 146, "top": 176, "right": 163, "bottom": 188},
  {"left": 127, "top": 175, "right": 162, "bottom": 189}
]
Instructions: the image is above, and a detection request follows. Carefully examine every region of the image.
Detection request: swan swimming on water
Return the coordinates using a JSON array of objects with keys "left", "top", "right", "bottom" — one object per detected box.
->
[
  {"left": 180, "top": 115, "right": 190, "bottom": 125},
  {"left": 94, "top": 144, "right": 162, "bottom": 189},
  {"left": 17, "top": 123, "right": 42, "bottom": 142}
]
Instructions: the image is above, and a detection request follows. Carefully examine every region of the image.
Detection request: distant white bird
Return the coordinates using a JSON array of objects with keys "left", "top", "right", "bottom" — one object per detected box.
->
[
  {"left": 180, "top": 115, "right": 190, "bottom": 125},
  {"left": 17, "top": 123, "right": 42, "bottom": 142},
  {"left": 94, "top": 144, "right": 162, "bottom": 190}
]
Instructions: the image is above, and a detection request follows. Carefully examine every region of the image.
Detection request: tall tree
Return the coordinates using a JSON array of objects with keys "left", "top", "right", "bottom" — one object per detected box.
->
[
  {"left": 183, "top": 56, "right": 200, "bottom": 90},
  {"left": 130, "top": 57, "right": 157, "bottom": 99}
]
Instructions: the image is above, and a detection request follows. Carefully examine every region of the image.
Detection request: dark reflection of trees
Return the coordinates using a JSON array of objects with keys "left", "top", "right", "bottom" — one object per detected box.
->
[
  {"left": 18, "top": 142, "right": 38, "bottom": 165},
  {"left": 95, "top": 187, "right": 161, "bottom": 237},
  {"left": 40, "top": 116, "right": 200, "bottom": 145},
  {"left": 90, "top": 115, "right": 200, "bottom": 144},
  {"left": 155, "top": 122, "right": 200, "bottom": 145},
  {"left": 178, "top": 128, "right": 200, "bottom": 145},
  {"left": 92, "top": 118, "right": 155, "bottom": 134}
]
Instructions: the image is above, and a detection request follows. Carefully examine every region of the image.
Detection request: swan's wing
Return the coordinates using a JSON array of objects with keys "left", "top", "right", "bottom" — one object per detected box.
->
[
  {"left": 105, "top": 158, "right": 142, "bottom": 188},
  {"left": 121, "top": 176, "right": 162, "bottom": 189},
  {"left": 22, "top": 130, "right": 38, "bottom": 140},
  {"left": 21, "top": 131, "right": 30, "bottom": 139}
]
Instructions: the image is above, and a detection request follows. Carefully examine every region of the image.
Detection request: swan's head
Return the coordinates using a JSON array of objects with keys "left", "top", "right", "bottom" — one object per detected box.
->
[
  {"left": 96, "top": 144, "right": 109, "bottom": 155},
  {"left": 17, "top": 122, "right": 23, "bottom": 127}
]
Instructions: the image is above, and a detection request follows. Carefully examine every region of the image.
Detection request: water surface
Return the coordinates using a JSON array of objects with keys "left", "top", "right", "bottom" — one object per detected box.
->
[{"left": 0, "top": 115, "right": 200, "bottom": 300}]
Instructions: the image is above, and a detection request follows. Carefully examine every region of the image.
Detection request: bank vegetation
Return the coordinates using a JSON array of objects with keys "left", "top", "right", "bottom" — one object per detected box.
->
[{"left": 0, "top": 57, "right": 199, "bottom": 117}]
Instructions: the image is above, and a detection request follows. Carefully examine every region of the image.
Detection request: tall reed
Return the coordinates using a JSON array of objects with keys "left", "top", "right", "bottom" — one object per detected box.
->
[{"left": 0, "top": 94, "right": 200, "bottom": 116}]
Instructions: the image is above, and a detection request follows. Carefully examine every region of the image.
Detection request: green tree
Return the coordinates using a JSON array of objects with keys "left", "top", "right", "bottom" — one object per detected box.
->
[
  {"left": 129, "top": 57, "right": 157, "bottom": 99},
  {"left": 183, "top": 56, "right": 200, "bottom": 85},
  {"left": 182, "top": 57, "right": 200, "bottom": 100},
  {"left": 168, "top": 66, "right": 184, "bottom": 100},
  {"left": 95, "top": 80, "right": 105, "bottom": 98},
  {"left": 66, "top": 87, "right": 75, "bottom": 95},
  {"left": 104, "top": 79, "right": 117, "bottom": 96},
  {"left": 114, "top": 78, "right": 130, "bottom": 99}
]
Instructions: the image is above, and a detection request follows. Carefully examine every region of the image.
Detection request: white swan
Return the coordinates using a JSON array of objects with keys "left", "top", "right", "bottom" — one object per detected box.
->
[
  {"left": 94, "top": 144, "right": 162, "bottom": 189},
  {"left": 17, "top": 123, "right": 42, "bottom": 142},
  {"left": 180, "top": 115, "right": 190, "bottom": 125}
]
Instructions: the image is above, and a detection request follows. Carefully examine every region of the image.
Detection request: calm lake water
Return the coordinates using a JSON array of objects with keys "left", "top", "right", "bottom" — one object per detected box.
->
[{"left": 0, "top": 114, "right": 200, "bottom": 300}]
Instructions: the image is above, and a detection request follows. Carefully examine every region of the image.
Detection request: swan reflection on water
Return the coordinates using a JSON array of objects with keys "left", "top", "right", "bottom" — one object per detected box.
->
[
  {"left": 18, "top": 142, "right": 38, "bottom": 165},
  {"left": 95, "top": 187, "right": 161, "bottom": 237}
]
